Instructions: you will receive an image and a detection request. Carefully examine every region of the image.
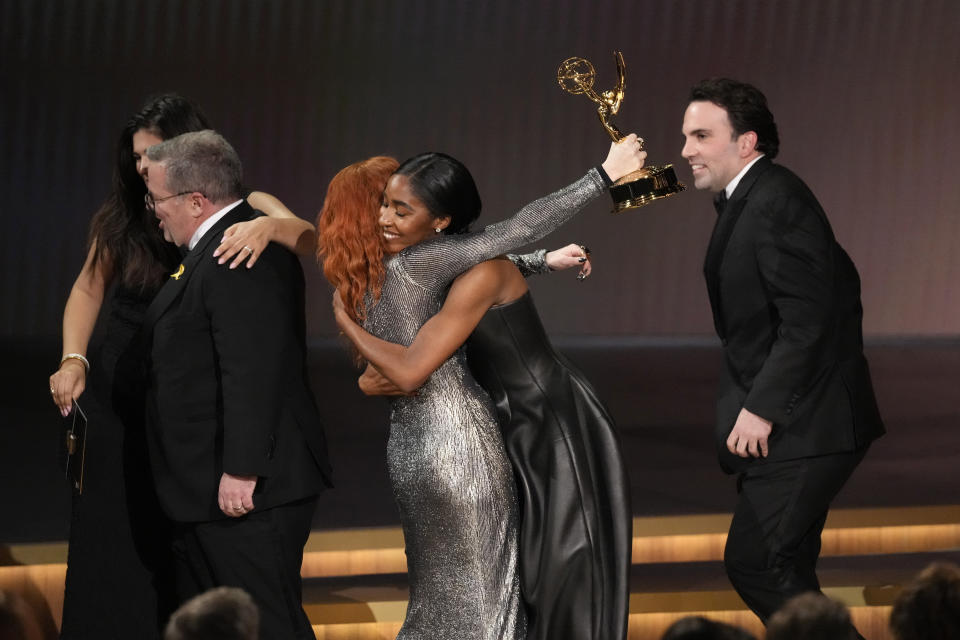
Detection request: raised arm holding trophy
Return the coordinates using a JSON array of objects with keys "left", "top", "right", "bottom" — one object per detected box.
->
[{"left": 558, "top": 51, "right": 685, "bottom": 212}]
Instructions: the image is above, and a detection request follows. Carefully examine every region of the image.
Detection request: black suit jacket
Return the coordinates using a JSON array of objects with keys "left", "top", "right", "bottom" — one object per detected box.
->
[
  {"left": 704, "top": 157, "right": 884, "bottom": 473},
  {"left": 143, "top": 201, "right": 332, "bottom": 522}
]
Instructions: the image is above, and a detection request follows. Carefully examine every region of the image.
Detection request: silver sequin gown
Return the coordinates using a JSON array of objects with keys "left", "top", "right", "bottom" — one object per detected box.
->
[{"left": 362, "top": 169, "right": 606, "bottom": 639}]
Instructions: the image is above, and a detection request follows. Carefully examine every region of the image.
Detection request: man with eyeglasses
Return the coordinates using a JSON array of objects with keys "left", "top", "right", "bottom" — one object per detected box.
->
[{"left": 142, "top": 130, "right": 331, "bottom": 640}]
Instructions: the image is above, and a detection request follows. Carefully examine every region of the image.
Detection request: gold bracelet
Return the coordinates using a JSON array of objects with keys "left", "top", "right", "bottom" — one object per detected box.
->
[{"left": 60, "top": 353, "right": 90, "bottom": 373}]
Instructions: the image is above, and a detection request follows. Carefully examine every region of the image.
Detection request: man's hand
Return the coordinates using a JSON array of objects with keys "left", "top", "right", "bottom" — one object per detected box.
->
[
  {"left": 218, "top": 473, "right": 257, "bottom": 517},
  {"left": 726, "top": 408, "right": 773, "bottom": 458}
]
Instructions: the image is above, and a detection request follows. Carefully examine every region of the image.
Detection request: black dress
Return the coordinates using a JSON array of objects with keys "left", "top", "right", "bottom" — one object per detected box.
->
[
  {"left": 60, "top": 286, "right": 174, "bottom": 639},
  {"left": 465, "top": 291, "right": 632, "bottom": 640}
]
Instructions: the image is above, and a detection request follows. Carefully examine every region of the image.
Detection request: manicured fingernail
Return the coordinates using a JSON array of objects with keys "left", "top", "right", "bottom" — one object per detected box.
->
[{"left": 578, "top": 257, "right": 586, "bottom": 263}]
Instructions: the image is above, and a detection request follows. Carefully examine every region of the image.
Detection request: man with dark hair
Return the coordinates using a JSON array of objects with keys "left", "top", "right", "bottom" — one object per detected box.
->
[
  {"left": 680, "top": 79, "right": 884, "bottom": 634},
  {"left": 143, "top": 130, "right": 332, "bottom": 639},
  {"left": 889, "top": 561, "right": 960, "bottom": 640},
  {"left": 766, "top": 592, "right": 857, "bottom": 639},
  {"left": 165, "top": 587, "right": 259, "bottom": 640}
]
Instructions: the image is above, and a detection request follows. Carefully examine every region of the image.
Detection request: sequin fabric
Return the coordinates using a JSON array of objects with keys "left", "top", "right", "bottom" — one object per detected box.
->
[
  {"left": 507, "top": 248, "right": 550, "bottom": 276},
  {"left": 362, "top": 170, "right": 605, "bottom": 639}
]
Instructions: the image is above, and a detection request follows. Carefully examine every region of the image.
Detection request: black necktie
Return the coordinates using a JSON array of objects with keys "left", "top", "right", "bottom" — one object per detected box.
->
[{"left": 713, "top": 191, "right": 728, "bottom": 215}]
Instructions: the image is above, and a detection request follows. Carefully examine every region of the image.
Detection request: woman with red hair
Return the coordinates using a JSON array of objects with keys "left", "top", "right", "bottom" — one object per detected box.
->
[
  {"left": 318, "top": 143, "right": 641, "bottom": 639},
  {"left": 317, "top": 156, "right": 396, "bottom": 326}
]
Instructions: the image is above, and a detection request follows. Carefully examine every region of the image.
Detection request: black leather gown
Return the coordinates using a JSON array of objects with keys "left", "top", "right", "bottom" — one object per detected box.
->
[{"left": 466, "top": 291, "right": 631, "bottom": 640}]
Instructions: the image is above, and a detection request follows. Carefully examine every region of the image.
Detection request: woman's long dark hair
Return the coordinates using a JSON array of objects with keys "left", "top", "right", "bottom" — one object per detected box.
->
[{"left": 88, "top": 94, "right": 210, "bottom": 292}]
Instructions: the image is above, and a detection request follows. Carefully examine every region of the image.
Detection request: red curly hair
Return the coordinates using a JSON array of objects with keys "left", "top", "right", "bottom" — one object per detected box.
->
[{"left": 316, "top": 156, "right": 399, "bottom": 323}]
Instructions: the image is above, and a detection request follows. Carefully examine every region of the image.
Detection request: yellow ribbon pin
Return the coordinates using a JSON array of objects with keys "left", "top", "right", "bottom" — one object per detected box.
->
[{"left": 171, "top": 264, "right": 185, "bottom": 280}]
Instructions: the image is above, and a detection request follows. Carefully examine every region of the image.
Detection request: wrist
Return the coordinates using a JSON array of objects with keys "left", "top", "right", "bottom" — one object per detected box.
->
[
  {"left": 600, "top": 160, "right": 621, "bottom": 183},
  {"left": 337, "top": 317, "right": 357, "bottom": 339},
  {"left": 513, "top": 249, "right": 551, "bottom": 276},
  {"left": 262, "top": 214, "right": 278, "bottom": 236},
  {"left": 60, "top": 353, "right": 90, "bottom": 373},
  {"left": 596, "top": 164, "right": 614, "bottom": 187},
  {"left": 542, "top": 249, "right": 558, "bottom": 271}
]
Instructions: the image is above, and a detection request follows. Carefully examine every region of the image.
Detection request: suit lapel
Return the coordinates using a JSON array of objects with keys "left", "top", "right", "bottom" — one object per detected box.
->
[
  {"left": 703, "top": 157, "right": 772, "bottom": 338},
  {"left": 142, "top": 202, "right": 258, "bottom": 335}
]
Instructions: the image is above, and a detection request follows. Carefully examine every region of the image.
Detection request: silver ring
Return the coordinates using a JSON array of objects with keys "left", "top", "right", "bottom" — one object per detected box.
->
[
  {"left": 50, "top": 387, "right": 55, "bottom": 394},
  {"left": 242, "top": 245, "right": 253, "bottom": 253}
]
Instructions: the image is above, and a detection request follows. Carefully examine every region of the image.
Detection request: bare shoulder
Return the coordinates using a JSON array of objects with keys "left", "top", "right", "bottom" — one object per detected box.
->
[
  {"left": 457, "top": 257, "right": 515, "bottom": 284},
  {"left": 453, "top": 257, "right": 526, "bottom": 304}
]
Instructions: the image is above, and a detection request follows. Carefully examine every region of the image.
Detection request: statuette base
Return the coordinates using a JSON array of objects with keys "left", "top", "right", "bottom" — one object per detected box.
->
[{"left": 610, "top": 164, "right": 685, "bottom": 213}]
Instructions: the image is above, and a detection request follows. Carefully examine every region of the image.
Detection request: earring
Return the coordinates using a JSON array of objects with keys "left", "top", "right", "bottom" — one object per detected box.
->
[{"left": 435, "top": 227, "right": 442, "bottom": 234}]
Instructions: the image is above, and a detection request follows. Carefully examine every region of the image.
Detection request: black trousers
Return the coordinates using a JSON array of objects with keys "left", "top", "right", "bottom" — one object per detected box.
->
[
  {"left": 171, "top": 496, "right": 317, "bottom": 640},
  {"left": 723, "top": 447, "right": 868, "bottom": 631}
]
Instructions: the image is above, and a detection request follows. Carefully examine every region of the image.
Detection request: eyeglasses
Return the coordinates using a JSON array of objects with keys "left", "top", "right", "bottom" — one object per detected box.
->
[{"left": 144, "top": 190, "right": 196, "bottom": 212}]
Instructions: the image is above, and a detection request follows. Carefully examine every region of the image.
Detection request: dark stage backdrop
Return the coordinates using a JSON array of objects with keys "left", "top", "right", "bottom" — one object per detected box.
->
[{"left": 2, "top": 0, "right": 958, "bottom": 340}]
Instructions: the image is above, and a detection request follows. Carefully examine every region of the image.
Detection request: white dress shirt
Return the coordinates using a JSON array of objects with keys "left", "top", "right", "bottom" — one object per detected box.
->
[
  {"left": 724, "top": 155, "right": 765, "bottom": 199},
  {"left": 188, "top": 199, "right": 244, "bottom": 250}
]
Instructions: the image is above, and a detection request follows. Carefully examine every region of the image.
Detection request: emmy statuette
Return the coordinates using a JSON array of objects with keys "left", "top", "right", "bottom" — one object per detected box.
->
[{"left": 557, "top": 51, "right": 685, "bottom": 212}]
